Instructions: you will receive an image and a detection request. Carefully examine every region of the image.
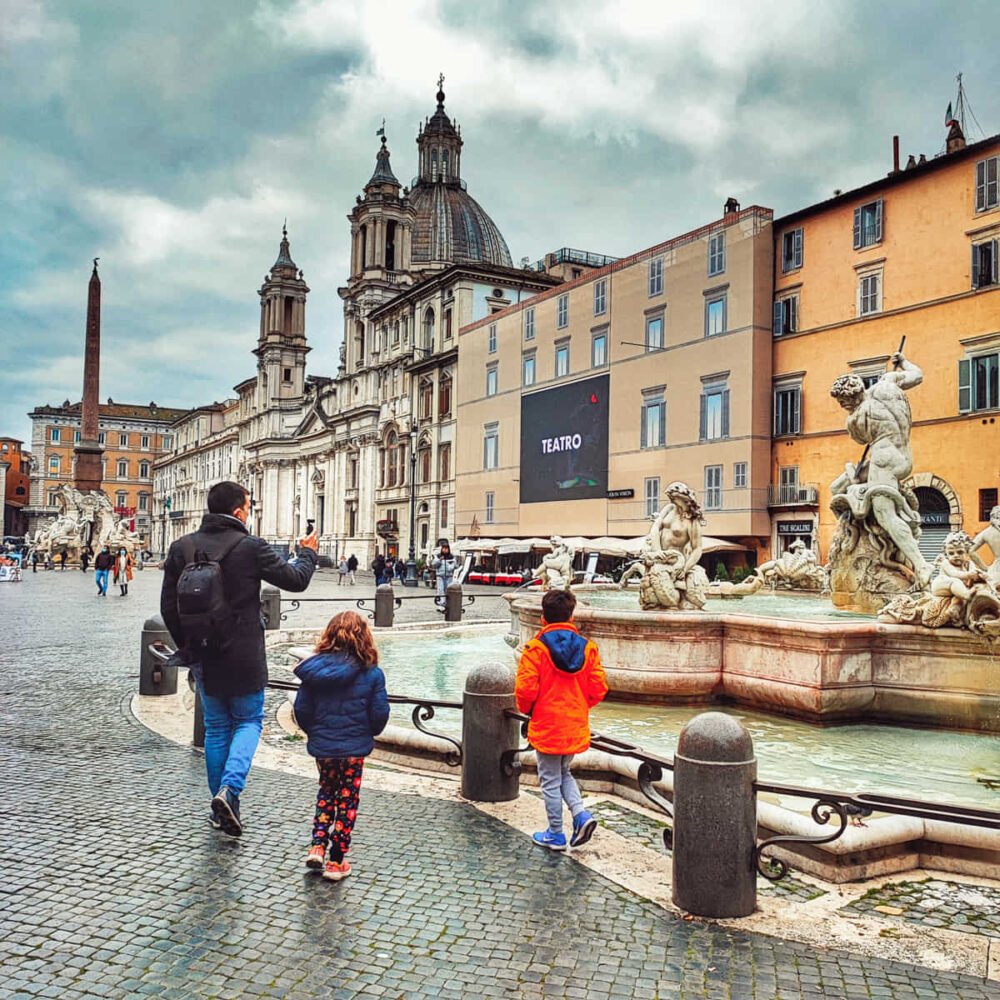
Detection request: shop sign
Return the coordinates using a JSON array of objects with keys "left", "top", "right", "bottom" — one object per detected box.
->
[
  {"left": 607, "top": 489, "right": 634, "bottom": 499},
  {"left": 777, "top": 520, "right": 813, "bottom": 535}
]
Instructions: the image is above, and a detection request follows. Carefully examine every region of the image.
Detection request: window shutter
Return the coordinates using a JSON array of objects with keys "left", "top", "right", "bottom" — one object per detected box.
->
[
  {"left": 772, "top": 391, "right": 779, "bottom": 437},
  {"left": 659, "top": 403, "right": 667, "bottom": 447},
  {"left": 958, "top": 359, "right": 971, "bottom": 413},
  {"left": 977, "top": 160, "right": 987, "bottom": 212},
  {"left": 793, "top": 388, "right": 802, "bottom": 435},
  {"left": 699, "top": 395, "right": 707, "bottom": 441},
  {"left": 641, "top": 405, "right": 648, "bottom": 448},
  {"left": 773, "top": 300, "right": 783, "bottom": 335},
  {"left": 853, "top": 208, "right": 861, "bottom": 249},
  {"left": 875, "top": 200, "right": 883, "bottom": 243},
  {"left": 972, "top": 243, "right": 981, "bottom": 289},
  {"left": 992, "top": 240, "right": 999, "bottom": 285},
  {"left": 794, "top": 229, "right": 803, "bottom": 268},
  {"left": 789, "top": 296, "right": 797, "bottom": 333},
  {"left": 721, "top": 390, "right": 730, "bottom": 438}
]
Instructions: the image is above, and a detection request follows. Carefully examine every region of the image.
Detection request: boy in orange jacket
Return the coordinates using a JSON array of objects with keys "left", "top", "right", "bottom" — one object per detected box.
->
[{"left": 515, "top": 588, "right": 608, "bottom": 850}]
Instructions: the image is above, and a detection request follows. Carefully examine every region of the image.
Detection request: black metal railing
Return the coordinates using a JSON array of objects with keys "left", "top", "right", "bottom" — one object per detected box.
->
[{"left": 278, "top": 593, "right": 475, "bottom": 623}]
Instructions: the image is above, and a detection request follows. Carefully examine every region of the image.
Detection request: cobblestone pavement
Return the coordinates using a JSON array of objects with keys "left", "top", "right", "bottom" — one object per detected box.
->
[{"left": 2, "top": 572, "right": 999, "bottom": 999}]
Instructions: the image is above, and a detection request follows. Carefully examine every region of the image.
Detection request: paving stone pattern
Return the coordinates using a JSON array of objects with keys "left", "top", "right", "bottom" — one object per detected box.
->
[
  {"left": 1, "top": 573, "right": 998, "bottom": 999},
  {"left": 844, "top": 878, "right": 1000, "bottom": 939}
]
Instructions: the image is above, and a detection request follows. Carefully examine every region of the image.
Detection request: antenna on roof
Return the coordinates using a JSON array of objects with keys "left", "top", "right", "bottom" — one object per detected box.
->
[{"left": 948, "top": 72, "right": 985, "bottom": 140}]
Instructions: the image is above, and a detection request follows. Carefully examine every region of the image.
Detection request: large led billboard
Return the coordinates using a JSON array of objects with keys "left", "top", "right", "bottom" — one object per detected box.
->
[{"left": 519, "top": 373, "right": 609, "bottom": 504}]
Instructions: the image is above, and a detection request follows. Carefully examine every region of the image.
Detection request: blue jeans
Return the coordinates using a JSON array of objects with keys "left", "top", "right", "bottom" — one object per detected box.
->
[
  {"left": 535, "top": 752, "right": 585, "bottom": 834},
  {"left": 196, "top": 682, "right": 265, "bottom": 798},
  {"left": 95, "top": 569, "right": 109, "bottom": 594}
]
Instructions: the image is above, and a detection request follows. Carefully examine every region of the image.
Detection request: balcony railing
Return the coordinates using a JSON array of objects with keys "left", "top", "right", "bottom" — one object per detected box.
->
[{"left": 767, "top": 484, "right": 820, "bottom": 507}]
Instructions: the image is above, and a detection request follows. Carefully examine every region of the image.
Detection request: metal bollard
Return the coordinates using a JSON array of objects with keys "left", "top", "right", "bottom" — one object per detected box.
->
[
  {"left": 260, "top": 583, "right": 281, "bottom": 630},
  {"left": 374, "top": 583, "right": 395, "bottom": 627},
  {"left": 461, "top": 662, "right": 519, "bottom": 802},
  {"left": 445, "top": 581, "right": 463, "bottom": 622},
  {"left": 139, "top": 614, "right": 178, "bottom": 695},
  {"left": 672, "top": 712, "right": 757, "bottom": 918}
]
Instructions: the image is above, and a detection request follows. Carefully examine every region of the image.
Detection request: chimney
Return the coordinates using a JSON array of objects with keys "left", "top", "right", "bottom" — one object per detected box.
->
[
  {"left": 905, "top": 154, "right": 917, "bottom": 170},
  {"left": 892, "top": 135, "right": 900, "bottom": 174},
  {"left": 723, "top": 197, "right": 740, "bottom": 218}
]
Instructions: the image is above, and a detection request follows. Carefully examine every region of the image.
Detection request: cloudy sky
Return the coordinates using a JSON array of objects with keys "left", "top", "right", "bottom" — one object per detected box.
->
[{"left": 2, "top": 0, "right": 998, "bottom": 445}]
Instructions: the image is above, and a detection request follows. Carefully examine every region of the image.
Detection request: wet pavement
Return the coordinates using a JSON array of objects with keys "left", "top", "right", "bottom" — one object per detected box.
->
[{"left": 1, "top": 569, "right": 998, "bottom": 999}]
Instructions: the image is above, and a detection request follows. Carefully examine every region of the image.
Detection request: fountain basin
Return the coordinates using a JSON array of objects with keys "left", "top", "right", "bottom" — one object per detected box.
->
[{"left": 507, "top": 593, "right": 1000, "bottom": 733}]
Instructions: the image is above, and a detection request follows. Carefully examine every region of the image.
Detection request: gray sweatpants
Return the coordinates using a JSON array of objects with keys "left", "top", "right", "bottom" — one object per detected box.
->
[{"left": 535, "top": 752, "right": 585, "bottom": 834}]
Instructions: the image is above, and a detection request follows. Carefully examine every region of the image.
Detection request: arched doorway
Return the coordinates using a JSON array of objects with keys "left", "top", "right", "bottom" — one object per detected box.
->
[{"left": 914, "top": 486, "right": 951, "bottom": 562}]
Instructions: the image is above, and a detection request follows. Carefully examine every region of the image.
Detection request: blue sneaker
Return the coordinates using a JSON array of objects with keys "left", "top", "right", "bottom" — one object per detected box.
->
[
  {"left": 532, "top": 830, "right": 567, "bottom": 851},
  {"left": 570, "top": 810, "right": 597, "bottom": 848}
]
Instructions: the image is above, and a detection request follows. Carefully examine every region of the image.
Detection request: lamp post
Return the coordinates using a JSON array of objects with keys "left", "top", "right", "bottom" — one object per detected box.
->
[{"left": 404, "top": 421, "right": 418, "bottom": 586}]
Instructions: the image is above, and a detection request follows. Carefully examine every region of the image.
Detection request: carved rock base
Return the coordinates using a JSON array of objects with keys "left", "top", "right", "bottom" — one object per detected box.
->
[{"left": 828, "top": 528, "right": 915, "bottom": 615}]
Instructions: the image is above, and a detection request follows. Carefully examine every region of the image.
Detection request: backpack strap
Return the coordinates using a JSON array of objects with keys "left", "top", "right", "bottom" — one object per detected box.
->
[{"left": 182, "top": 531, "right": 246, "bottom": 565}]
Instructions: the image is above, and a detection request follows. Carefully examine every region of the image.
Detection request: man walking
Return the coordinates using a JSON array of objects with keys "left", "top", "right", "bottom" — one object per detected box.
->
[
  {"left": 160, "top": 481, "right": 318, "bottom": 836},
  {"left": 93, "top": 544, "right": 114, "bottom": 596},
  {"left": 347, "top": 553, "right": 358, "bottom": 585}
]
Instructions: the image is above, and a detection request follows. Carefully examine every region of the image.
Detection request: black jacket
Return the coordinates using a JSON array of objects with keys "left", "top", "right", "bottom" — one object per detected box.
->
[
  {"left": 160, "top": 513, "right": 317, "bottom": 696},
  {"left": 94, "top": 551, "right": 115, "bottom": 571}
]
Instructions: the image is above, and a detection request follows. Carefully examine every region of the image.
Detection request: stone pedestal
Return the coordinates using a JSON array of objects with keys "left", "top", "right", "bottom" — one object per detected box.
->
[{"left": 461, "top": 662, "right": 519, "bottom": 803}]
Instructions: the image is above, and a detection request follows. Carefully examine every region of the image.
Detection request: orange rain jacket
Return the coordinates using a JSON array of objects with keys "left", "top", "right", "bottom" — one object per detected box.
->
[{"left": 515, "top": 622, "right": 608, "bottom": 755}]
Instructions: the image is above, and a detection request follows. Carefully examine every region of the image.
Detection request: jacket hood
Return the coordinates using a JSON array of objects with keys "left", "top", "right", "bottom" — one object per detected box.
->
[
  {"left": 197, "top": 513, "right": 249, "bottom": 535},
  {"left": 539, "top": 625, "right": 588, "bottom": 674},
  {"left": 294, "top": 651, "right": 364, "bottom": 689}
]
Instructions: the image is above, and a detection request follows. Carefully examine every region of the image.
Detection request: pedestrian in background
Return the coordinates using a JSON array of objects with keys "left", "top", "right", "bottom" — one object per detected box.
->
[
  {"left": 515, "top": 588, "right": 608, "bottom": 851},
  {"left": 432, "top": 542, "right": 456, "bottom": 607},
  {"left": 80, "top": 547, "right": 91, "bottom": 572},
  {"left": 59, "top": 551, "right": 67, "bottom": 571},
  {"left": 371, "top": 552, "right": 386, "bottom": 586},
  {"left": 347, "top": 553, "right": 358, "bottom": 585},
  {"left": 294, "top": 611, "right": 389, "bottom": 882},
  {"left": 337, "top": 556, "right": 349, "bottom": 585},
  {"left": 113, "top": 547, "right": 134, "bottom": 597},
  {"left": 93, "top": 544, "right": 114, "bottom": 597}
]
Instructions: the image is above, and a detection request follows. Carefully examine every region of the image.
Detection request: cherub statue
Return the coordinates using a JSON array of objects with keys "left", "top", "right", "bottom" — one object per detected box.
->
[
  {"left": 534, "top": 535, "right": 575, "bottom": 590},
  {"left": 970, "top": 505, "right": 1000, "bottom": 590},
  {"left": 930, "top": 532, "right": 989, "bottom": 601}
]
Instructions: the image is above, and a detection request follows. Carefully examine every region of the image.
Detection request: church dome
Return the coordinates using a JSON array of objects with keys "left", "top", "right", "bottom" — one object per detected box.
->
[{"left": 408, "top": 183, "right": 512, "bottom": 267}]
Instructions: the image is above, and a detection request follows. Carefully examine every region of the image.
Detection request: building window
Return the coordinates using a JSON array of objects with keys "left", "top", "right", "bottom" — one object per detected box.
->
[
  {"left": 555, "top": 343, "right": 570, "bottom": 378},
  {"left": 853, "top": 199, "right": 883, "bottom": 249},
  {"left": 524, "top": 307, "right": 535, "bottom": 340},
  {"left": 705, "top": 296, "right": 726, "bottom": 337},
  {"left": 972, "top": 239, "right": 998, "bottom": 288},
  {"left": 48, "top": 490, "right": 59, "bottom": 505},
  {"left": 708, "top": 232, "right": 725, "bottom": 276},
  {"left": 393, "top": 321, "right": 400, "bottom": 346},
  {"left": 98, "top": 431, "right": 106, "bottom": 445},
  {"left": 644, "top": 477, "right": 660, "bottom": 518},
  {"left": 700, "top": 385, "right": 730, "bottom": 441},
  {"left": 778, "top": 466, "right": 800, "bottom": 504},
  {"left": 704, "top": 465, "right": 723, "bottom": 510},
  {"left": 438, "top": 443, "right": 451, "bottom": 482},
  {"left": 483, "top": 424, "right": 499, "bottom": 470},
  {"left": 141, "top": 434, "right": 150, "bottom": 449},
  {"left": 440, "top": 497, "right": 449, "bottom": 529},
  {"left": 423, "top": 308, "right": 435, "bottom": 351},
  {"left": 979, "top": 488, "right": 998, "bottom": 521},
  {"left": 48, "top": 456, "right": 60, "bottom": 475},
  {"left": 594, "top": 278, "right": 607, "bottom": 316},
  {"left": 773, "top": 295, "right": 798, "bottom": 335},
  {"left": 419, "top": 446, "right": 432, "bottom": 484},
  {"left": 646, "top": 316, "right": 664, "bottom": 351},
  {"left": 350, "top": 457, "right": 358, "bottom": 488},
  {"left": 117, "top": 459, "right": 128, "bottom": 478},
  {"left": 50, "top": 428, "right": 60, "bottom": 443},
  {"left": 282, "top": 367, "right": 292, "bottom": 382},
  {"left": 556, "top": 294, "right": 568, "bottom": 329},
  {"left": 734, "top": 462, "right": 747, "bottom": 489},
  {"left": 484, "top": 491, "right": 495, "bottom": 524},
  {"left": 523, "top": 353, "right": 536, "bottom": 386},
  {"left": 444, "top": 309, "right": 453, "bottom": 340},
  {"left": 858, "top": 272, "right": 881, "bottom": 316},
  {"left": 774, "top": 385, "right": 802, "bottom": 436},
  {"left": 439, "top": 374, "right": 452, "bottom": 418},
  {"left": 641, "top": 398, "right": 666, "bottom": 449},
  {"left": 592, "top": 333, "right": 607, "bottom": 368},
  {"left": 976, "top": 156, "right": 999, "bottom": 212},
  {"left": 119, "top": 433, "right": 128, "bottom": 447},
  {"left": 486, "top": 364, "right": 498, "bottom": 397},
  {"left": 487, "top": 324, "right": 497, "bottom": 354},
  {"left": 648, "top": 257, "right": 663, "bottom": 296},
  {"left": 139, "top": 461, "right": 150, "bottom": 478},
  {"left": 74, "top": 430, "right": 81, "bottom": 443},
  {"left": 116, "top": 491, "right": 128, "bottom": 507},
  {"left": 959, "top": 353, "right": 999, "bottom": 413},
  {"left": 162, "top": 435, "right": 170, "bottom": 449},
  {"left": 419, "top": 378, "right": 434, "bottom": 419},
  {"left": 781, "top": 228, "right": 804, "bottom": 272}
]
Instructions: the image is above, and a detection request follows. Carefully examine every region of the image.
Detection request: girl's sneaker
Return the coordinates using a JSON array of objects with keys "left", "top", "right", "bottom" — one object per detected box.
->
[
  {"left": 305, "top": 845, "right": 326, "bottom": 870},
  {"left": 322, "top": 860, "right": 351, "bottom": 882}
]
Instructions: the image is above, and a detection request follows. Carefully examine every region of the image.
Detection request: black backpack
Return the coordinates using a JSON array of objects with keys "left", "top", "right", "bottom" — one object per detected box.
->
[{"left": 176, "top": 534, "right": 245, "bottom": 651}]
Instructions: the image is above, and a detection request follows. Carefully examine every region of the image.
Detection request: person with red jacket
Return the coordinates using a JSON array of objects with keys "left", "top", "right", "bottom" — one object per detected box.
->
[{"left": 515, "top": 588, "right": 608, "bottom": 851}]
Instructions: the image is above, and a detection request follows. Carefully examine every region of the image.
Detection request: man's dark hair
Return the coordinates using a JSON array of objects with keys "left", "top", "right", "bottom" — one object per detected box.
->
[
  {"left": 541, "top": 588, "right": 576, "bottom": 623},
  {"left": 207, "top": 481, "right": 249, "bottom": 516}
]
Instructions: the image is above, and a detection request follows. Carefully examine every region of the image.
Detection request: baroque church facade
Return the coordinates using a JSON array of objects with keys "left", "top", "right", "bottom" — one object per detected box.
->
[{"left": 160, "top": 85, "right": 561, "bottom": 562}]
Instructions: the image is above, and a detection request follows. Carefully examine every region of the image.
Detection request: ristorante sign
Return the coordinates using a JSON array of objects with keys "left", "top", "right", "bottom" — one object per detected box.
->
[{"left": 519, "top": 373, "right": 609, "bottom": 504}]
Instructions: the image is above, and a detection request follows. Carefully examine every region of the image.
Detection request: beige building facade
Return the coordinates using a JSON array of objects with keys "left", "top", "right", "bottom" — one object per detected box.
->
[{"left": 455, "top": 203, "right": 775, "bottom": 560}]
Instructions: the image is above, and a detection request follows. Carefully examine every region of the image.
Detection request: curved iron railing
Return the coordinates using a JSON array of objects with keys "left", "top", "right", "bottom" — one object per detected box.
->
[{"left": 277, "top": 593, "right": 475, "bottom": 622}]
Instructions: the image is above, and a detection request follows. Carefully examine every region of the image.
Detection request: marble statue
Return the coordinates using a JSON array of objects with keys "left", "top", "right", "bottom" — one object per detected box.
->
[
  {"left": 753, "top": 539, "right": 827, "bottom": 592},
  {"left": 637, "top": 481, "right": 709, "bottom": 611},
  {"left": 971, "top": 506, "right": 1000, "bottom": 590},
  {"left": 534, "top": 536, "right": 575, "bottom": 590},
  {"left": 28, "top": 485, "right": 138, "bottom": 562},
  {"left": 879, "top": 531, "right": 1000, "bottom": 637},
  {"left": 827, "top": 352, "right": 931, "bottom": 613}
]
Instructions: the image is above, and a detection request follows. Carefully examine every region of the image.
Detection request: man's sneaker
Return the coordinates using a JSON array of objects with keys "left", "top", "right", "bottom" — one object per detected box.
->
[
  {"left": 305, "top": 845, "right": 326, "bottom": 870},
  {"left": 531, "top": 830, "right": 567, "bottom": 851},
  {"left": 207, "top": 812, "right": 222, "bottom": 830},
  {"left": 570, "top": 810, "right": 597, "bottom": 848},
  {"left": 211, "top": 786, "right": 243, "bottom": 837},
  {"left": 322, "top": 860, "right": 351, "bottom": 881}
]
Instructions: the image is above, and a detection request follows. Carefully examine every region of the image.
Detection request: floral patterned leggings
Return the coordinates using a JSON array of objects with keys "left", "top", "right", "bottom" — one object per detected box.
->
[{"left": 312, "top": 757, "right": 365, "bottom": 862}]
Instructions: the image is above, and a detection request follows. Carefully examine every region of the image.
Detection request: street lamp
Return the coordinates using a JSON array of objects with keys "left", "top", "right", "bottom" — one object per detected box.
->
[{"left": 404, "top": 421, "right": 419, "bottom": 587}]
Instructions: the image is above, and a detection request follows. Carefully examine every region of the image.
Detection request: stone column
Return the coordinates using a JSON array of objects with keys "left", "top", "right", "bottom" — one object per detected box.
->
[
  {"left": 74, "top": 260, "right": 105, "bottom": 491},
  {"left": 461, "top": 662, "right": 519, "bottom": 802}
]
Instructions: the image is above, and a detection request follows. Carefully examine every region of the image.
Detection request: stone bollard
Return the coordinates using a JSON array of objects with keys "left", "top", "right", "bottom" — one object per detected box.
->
[
  {"left": 374, "top": 583, "right": 395, "bottom": 627},
  {"left": 461, "top": 662, "right": 519, "bottom": 802},
  {"left": 139, "top": 613, "right": 178, "bottom": 696},
  {"left": 445, "top": 581, "right": 463, "bottom": 622},
  {"left": 260, "top": 583, "right": 281, "bottom": 630},
  {"left": 672, "top": 712, "right": 757, "bottom": 918}
]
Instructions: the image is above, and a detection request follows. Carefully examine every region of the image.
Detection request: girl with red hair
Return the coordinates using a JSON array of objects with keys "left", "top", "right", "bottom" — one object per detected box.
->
[{"left": 294, "top": 611, "right": 389, "bottom": 881}]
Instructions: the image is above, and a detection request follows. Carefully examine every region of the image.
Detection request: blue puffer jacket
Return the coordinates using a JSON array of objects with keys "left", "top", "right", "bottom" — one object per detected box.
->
[{"left": 293, "top": 651, "right": 390, "bottom": 759}]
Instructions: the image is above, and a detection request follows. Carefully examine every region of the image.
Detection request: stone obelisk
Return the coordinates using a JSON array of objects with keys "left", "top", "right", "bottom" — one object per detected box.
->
[{"left": 74, "top": 258, "right": 104, "bottom": 492}]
